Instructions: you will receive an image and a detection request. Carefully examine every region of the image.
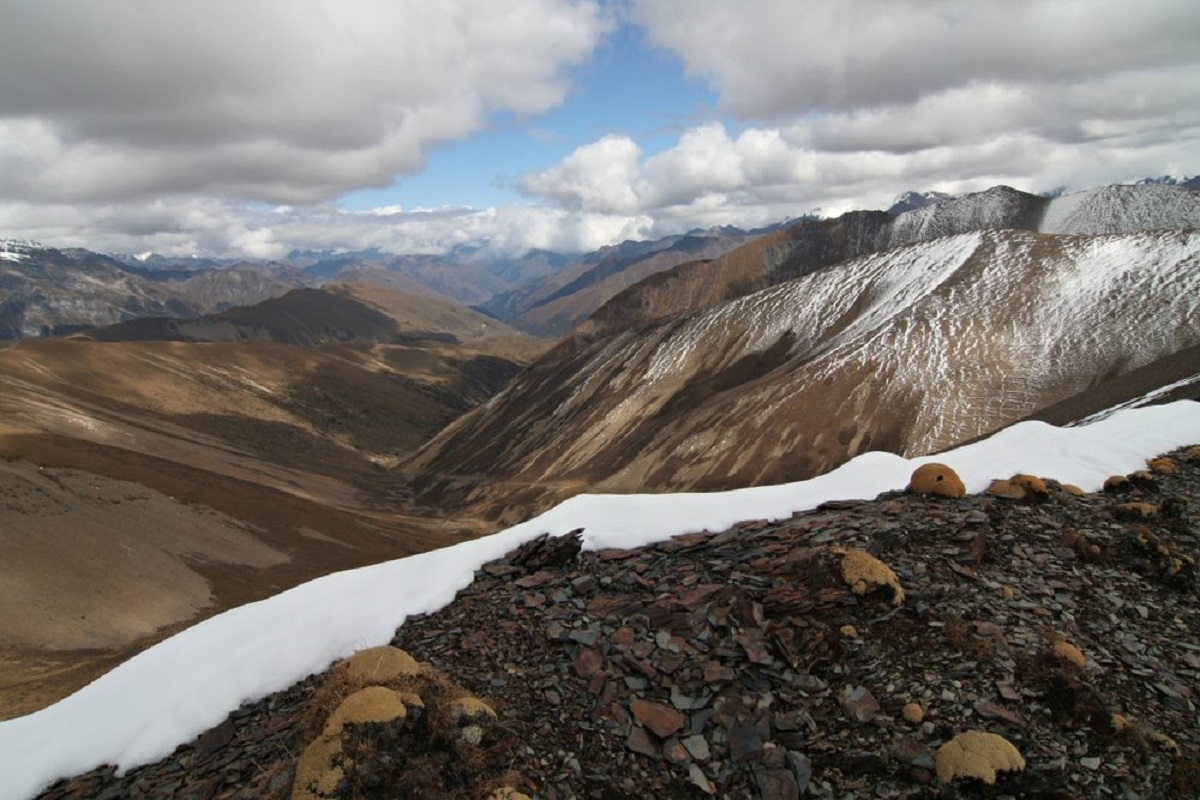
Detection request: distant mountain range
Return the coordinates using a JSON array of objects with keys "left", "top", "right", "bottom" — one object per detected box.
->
[
  {"left": 0, "top": 228, "right": 761, "bottom": 341},
  {"left": 4, "top": 177, "right": 1195, "bottom": 343},
  {"left": 408, "top": 182, "right": 1200, "bottom": 522}
]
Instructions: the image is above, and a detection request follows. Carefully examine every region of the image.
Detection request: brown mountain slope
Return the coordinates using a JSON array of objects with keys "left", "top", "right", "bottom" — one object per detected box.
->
[
  {"left": 409, "top": 229, "right": 1200, "bottom": 524},
  {"left": 0, "top": 288, "right": 547, "bottom": 717},
  {"left": 504, "top": 233, "right": 760, "bottom": 337},
  {"left": 80, "top": 283, "right": 546, "bottom": 360}
]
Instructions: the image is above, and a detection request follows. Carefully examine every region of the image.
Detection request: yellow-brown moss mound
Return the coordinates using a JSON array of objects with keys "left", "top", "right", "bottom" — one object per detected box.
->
[
  {"left": 1104, "top": 475, "right": 1131, "bottom": 493},
  {"left": 1115, "top": 502, "right": 1159, "bottom": 520},
  {"left": 1052, "top": 639, "right": 1086, "bottom": 669},
  {"left": 839, "top": 548, "right": 905, "bottom": 606},
  {"left": 292, "top": 646, "right": 518, "bottom": 800},
  {"left": 1148, "top": 456, "right": 1177, "bottom": 475},
  {"left": 344, "top": 646, "right": 423, "bottom": 683},
  {"left": 909, "top": 463, "right": 966, "bottom": 498},
  {"left": 936, "top": 731, "right": 1026, "bottom": 784}
]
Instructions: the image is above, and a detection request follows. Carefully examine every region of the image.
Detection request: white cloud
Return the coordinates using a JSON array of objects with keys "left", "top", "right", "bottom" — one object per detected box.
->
[
  {"left": 512, "top": 1, "right": 1200, "bottom": 233},
  {"left": 2, "top": 1, "right": 1198, "bottom": 260},
  {"left": 0, "top": 0, "right": 608, "bottom": 205},
  {"left": 0, "top": 197, "right": 650, "bottom": 260},
  {"left": 520, "top": 135, "right": 643, "bottom": 214},
  {"left": 633, "top": 0, "right": 1200, "bottom": 118}
]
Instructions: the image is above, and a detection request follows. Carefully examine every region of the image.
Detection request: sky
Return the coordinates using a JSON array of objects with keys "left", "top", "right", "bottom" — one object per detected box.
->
[
  {"left": 2, "top": 399, "right": 1199, "bottom": 798},
  {"left": 1, "top": 0, "right": 1198, "bottom": 260}
]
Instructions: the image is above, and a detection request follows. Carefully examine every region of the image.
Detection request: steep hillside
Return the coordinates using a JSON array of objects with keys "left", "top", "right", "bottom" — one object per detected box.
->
[
  {"left": 411, "top": 228, "right": 1200, "bottom": 522},
  {"left": 13, "top": 417, "right": 1200, "bottom": 799},
  {"left": 482, "top": 231, "right": 761, "bottom": 337},
  {"left": 580, "top": 184, "right": 1200, "bottom": 339},
  {"left": 0, "top": 288, "right": 547, "bottom": 716}
]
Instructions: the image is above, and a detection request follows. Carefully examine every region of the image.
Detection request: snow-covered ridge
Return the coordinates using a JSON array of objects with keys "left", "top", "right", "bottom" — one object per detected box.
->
[
  {"left": 885, "top": 184, "right": 1200, "bottom": 250},
  {"left": 0, "top": 239, "right": 44, "bottom": 263},
  {"left": 1041, "top": 184, "right": 1200, "bottom": 235},
  {"left": 1, "top": 401, "right": 1200, "bottom": 799}
]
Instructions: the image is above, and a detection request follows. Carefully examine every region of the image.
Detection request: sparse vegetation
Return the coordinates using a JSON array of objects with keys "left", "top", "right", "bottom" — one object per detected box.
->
[
  {"left": 935, "top": 730, "right": 1025, "bottom": 785},
  {"left": 294, "top": 647, "right": 519, "bottom": 800},
  {"left": 907, "top": 463, "right": 966, "bottom": 498},
  {"left": 839, "top": 548, "right": 905, "bottom": 606}
]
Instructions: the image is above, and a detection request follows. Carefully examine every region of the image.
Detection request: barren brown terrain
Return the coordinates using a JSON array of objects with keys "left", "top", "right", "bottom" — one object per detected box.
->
[{"left": 0, "top": 286, "right": 548, "bottom": 718}]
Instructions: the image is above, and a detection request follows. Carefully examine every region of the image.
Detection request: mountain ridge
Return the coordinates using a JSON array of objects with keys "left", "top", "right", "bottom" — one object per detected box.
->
[{"left": 411, "top": 224, "right": 1200, "bottom": 522}]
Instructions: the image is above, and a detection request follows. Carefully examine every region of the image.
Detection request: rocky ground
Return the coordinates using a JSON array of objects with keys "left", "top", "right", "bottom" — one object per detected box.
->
[{"left": 37, "top": 445, "right": 1200, "bottom": 799}]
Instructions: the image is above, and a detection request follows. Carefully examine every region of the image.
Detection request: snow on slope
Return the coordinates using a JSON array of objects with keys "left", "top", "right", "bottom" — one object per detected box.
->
[
  {"left": 595, "top": 228, "right": 1200, "bottom": 460},
  {"left": 1041, "top": 184, "right": 1200, "bottom": 235},
  {"left": 2, "top": 402, "right": 1200, "bottom": 798},
  {"left": 0, "top": 240, "right": 41, "bottom": 263}
]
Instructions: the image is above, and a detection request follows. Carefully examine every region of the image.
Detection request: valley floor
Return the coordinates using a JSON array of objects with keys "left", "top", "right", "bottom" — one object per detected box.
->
[{"left": 0, "top": 434, "right": 482, "bottom": 720}]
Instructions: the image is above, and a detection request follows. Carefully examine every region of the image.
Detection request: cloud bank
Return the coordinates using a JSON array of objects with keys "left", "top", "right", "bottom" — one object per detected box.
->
[
  {"left": 519, "top": 0, "right": 1200, "bottom": 226},
  {"left": 2, "top": 0, "right": 1198, "bottom": 258}
]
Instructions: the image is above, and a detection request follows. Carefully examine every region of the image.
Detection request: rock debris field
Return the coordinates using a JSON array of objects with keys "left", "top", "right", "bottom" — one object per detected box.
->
[{"left": 40, "top": 445, "right": 1200, "bottom": 799}]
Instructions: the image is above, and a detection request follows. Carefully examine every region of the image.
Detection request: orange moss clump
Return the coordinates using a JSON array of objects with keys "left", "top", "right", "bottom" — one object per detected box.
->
[
  {"left": 988, "top": 473, "right": 1049, "bottom": 500},
  {"left": 1011, "top": 474, "right": 1048, "bottom": 494},
  {"left": 1104, "top": 475, "right": 1131, "bottom": 493},
  {"left": 902, "top": 702, "right": 924, "bottom": 724},
  {"left": 1115, "top": 502, "right": 1159, "bottom": 520},
  {"left": 936, "top": 731, "right": 1025, "bottom": 784},
  {"left": 839, "top": 548, "right": 905, "bottom": 606},
  {"left": 909, "top": 463, "right": 966, "bottom": 498},
  {"left": 488, "top": 790, "right": 533, "bottom": 800},
  {"left": 987, "top": 479, "right": 1026, "bottom": 499},
  {"left": 1061, "top": 484, "right": 1085, "bottom": 496},
  {"left": 1148, "top": 457, "right": 1177, "bottom": 475},
  {"left": 1053, "top": 640, "right": 1086, "bottom": 669},
  {"left": 344, "top": 646, "right": 423, "bottom": 683}
]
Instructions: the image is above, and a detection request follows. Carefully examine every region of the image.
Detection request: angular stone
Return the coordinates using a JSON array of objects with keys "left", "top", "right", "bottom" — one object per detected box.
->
[
  {"left": 996, "top": 682, "right": 1020, "bottom": 701},
  {"left": 683, "top": 734, "right": 711, "bottom": 761},
  {"left": 671, "top": 687, "right": 703, "bottom": 710},
  {"left": 663, "top": 737, "right": 691, "bottom": 765},
  {"left": 838, "top": 685, "right": 880, "bottom": 723},
  {"left": 688, "top": 763, "right": 716, "bottom": 795},
  {"left": 786, "top": 751, "right": 812, "bottom": 794},
  {"left": 737, "top": 631, "right": 774, "bottom": 665},
  {"left": 727, "top": 719, "right": 766, "bottom": 762},
  {"left": 573, "top": 647, "right": 603, "bottom": 678},
  {"left": 973, "top": 700, "right": 1024, "bottom": 726},
  {"left": 890, "top": 735, "right": 936, "bottom": 769},
  {"left": 631, "top": 700, "right": 686, "bottom": 738},
  {"left": 754, "top": 767, "right": 799, "bottom": 800},
  {"left": 704, "top": 662, "right": 735, "bottom": 682},
  {"left": 568, "top": 629, "right": 597, "bottom": 647},
  {"left": 626, "top": 727, "right": 658, "bottom": 757}
]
